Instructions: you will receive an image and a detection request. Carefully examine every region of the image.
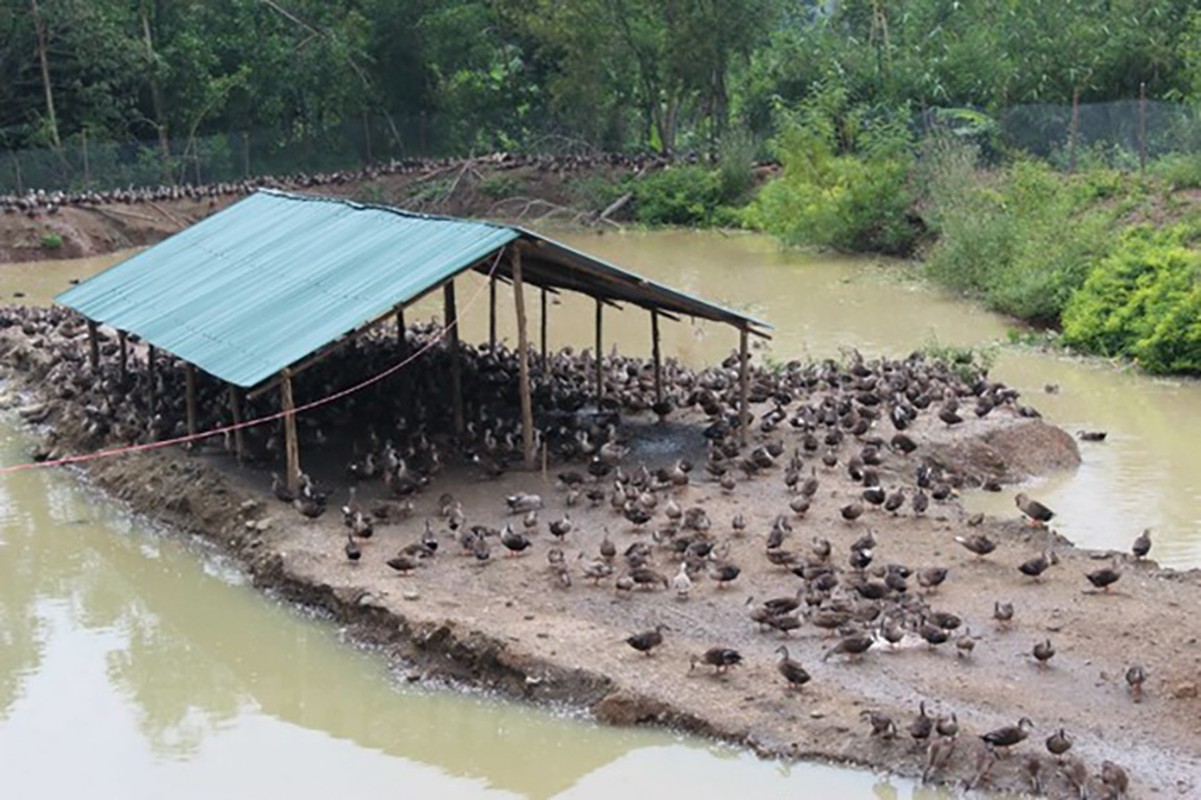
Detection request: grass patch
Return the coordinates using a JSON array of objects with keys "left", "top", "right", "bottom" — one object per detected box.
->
[{"left": 39, "top": 231, "right": 63, "bottom": 249}]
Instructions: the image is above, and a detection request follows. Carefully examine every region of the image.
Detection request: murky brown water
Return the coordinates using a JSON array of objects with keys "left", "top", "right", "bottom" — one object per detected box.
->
[
  {"left": 2, "top": 227, "right": 1196, "bottom": 798},
  {"left": 0, "top": 423, "right": 961, "bottom": 799}
]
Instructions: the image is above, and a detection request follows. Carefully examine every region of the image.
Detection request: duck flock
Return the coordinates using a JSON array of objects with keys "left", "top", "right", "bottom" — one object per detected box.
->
[
  {"left": 0, "top": 150, "right": 684, "bottom": 217},
  {"left": 0, "top": 303, "right": 1152, "bottom": 799}
]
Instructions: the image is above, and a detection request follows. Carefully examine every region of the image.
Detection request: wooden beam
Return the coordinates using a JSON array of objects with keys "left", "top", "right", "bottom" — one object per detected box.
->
[
  {"left": 229, "top": 385, "right": 244, "bottom": 462},
  {"left": 444, "top": 280, "right": 464, "bottom": 435},
  {"left": 280, "top": 368, "right": 301, "bottom": 495},
  {"left": 185, "top": 362, "right": 197, "bottom": 439},
  {"left": 512, "top": 246, "right": 535, "bottom": 469},
  {"left": 147, "top": 345, "right": 157, "bottom": 421},
  {"left": 739, "top": 325, "right": 750, "bottom": 447},
  {"left": 396, "top": 304, "right": 407, "bottom": 356},
  {"left": 540, "top": 287, "right": 548, "bottom": 369},
  {"left": 651, "top": 309, "right": 662, "bottom": 403},
  {"left": 489, "top": 274, "right": 497, "bottom": 350},
  {"left": 117, "top": 329, "right": 127, "bottom": 383},
  {"left": 86, "top": 319, "right": 99, "bottom": 369},
  {"left": 594, "top": 298, "right": 603, "bottom": 405}
]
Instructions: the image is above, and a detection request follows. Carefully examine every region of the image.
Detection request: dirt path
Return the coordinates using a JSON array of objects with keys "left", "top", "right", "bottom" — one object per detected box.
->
[{"left": 1, "top": 327, "right": 1196, "bottom": 799}]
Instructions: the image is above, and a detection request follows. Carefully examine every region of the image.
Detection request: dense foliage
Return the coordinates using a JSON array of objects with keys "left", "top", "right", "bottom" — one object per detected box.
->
[
  {"left": 1063, "top": 224, "right": 1201, "bottom": 374},
  {"left": 3, "top": 0, "right": 1199, "bottom": 156}
]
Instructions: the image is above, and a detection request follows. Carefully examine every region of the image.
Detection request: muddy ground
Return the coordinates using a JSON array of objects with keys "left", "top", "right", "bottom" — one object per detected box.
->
[
  {"left": 1, "top": 328, "right": 1198, "bottom": 800},
  {"left": 0, "top": 159, "right": 677, "bottom": 263}
]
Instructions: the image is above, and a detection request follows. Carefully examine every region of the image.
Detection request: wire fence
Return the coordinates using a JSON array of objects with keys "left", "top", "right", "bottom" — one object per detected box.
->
[{"left": 3, "top": 100, "right": 1200, "bottom": 194}]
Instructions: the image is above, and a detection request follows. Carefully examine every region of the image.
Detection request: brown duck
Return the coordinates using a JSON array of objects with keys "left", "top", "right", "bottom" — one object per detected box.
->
[{"left": 626, "top": 624, "right": 667, "bottom": 656}]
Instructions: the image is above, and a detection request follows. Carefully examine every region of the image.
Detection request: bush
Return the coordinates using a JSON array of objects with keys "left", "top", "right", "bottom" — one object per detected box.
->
[
  {"left": 628, "top": 165, "right": 725, "bottom": 226},
  {"left": 1062, "top": 224, "right": 1201, "bottom": 374},
  {"left": 744, "top": 87, "right": 919, "bottom": 254},
  {"left": 923, "top": 158, "right": 1118, "bottom": 324},
  {"left": 40, "top": 231, "right": 63, "bottom": 249},
  {"left": 1150, "top": 152, "right": 1201, "bottom": 190}
]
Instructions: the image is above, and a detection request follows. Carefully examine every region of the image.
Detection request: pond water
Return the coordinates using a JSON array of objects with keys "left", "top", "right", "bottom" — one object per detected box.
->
[{"left": 4, "top": 225, "right": 1194, "bottom": 799}]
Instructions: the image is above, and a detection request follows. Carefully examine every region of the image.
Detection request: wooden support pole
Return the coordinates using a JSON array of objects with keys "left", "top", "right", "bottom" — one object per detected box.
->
[
  {"left": 395, "top": 305, "right": 407, "bottom": 355},
  {"left": 512, "top": 246, "right": 535, "bottom": 469},
  {"left": 229, "top": 385, "right": 244, "bottom": 462},
  {"left": 185, "top": 363, "right": 197, "bottom": 439},
  {"left": 594, "top": 298, "right": 604, "bottom": 405},
  {"left": 489, "top": 274, "right": 497, "bottom": 351},
  {"left": 86, "top": 319, "right": 99, "bottom": 369},
  {"left": 738, "top": 325, "right": 750, "bottom": 447},
  {"left": 280, "top": 368, "right": 301, "bottom": 495},
  {"left": 117, "top": 330, "right": 128, "bottom": 383},
  {"left": 444, "top": 281, "right": 464, "bottom": 435},
  {"left": 147, "top": 345, "right": 157, "bottom": 417},
  {"left": 540, "top": 287, "right": 548, "bottom": 369},
  {"left": 651, "top": 309, "right": 663, "bottom": 403}
]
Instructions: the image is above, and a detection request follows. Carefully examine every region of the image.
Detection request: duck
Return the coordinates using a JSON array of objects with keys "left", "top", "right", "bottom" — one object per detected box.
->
[
  {"left": 505, "top": 492, "right": 543, "bottom": 514},
  {"left": 954, "top": 532, "right": 996, "bottom": 559},
  {"left": 499, "top": 524, "right": 531, "bottom": 557},
  {"left": 1131, "top": 528, "right": 1151, "bottom": 560},
  {"left": 344, "top": 532, "right": 361, "bottom": 562},
  {"left": 1018, "top": 550, "right": 1057, "bottom": 580},
  {"left": 1077, "top": 429, "right": 1107, "bottom": 441},
  {"left": 917, "top": 566, "right": 948, "bottom": 593},
  {"left": 1086, "top": 557, "right": 1121, "bottom": 592},
  {"left": 628, "top": 567, "right": 669, "bottom": 590},
  {"left": 599, "top": 530, "right": 617, "bottom": 562},
  {"left": 774, "top": 646, "right": 811, "bottom": 690},
  {"left": 548, "top": 513, "right": 572, "bottom": 540},
  {"left": 993, "top": 600, "right": 1015, "bottom": 629},
  {"left": 672, "top": 562, "right": 692, "bottom": 599},
  {"left": 293, "top": 490, "right": 326, "bottom": 520},
  {"left": 271, "top": 472, "right": 294, "bottom": 503},
  {"left": 690, "top": 647, "right": 743, "bottom": 675},
  {"left": 908, "top": 701, "right": 933, "bottom": 742},
  {"left": 580, "top": 557, "right": 614, "bottom": 584},
  {"left": 922, "top": 736, "right": 956, "bottom": 784},
  {"left": 860, "top": 709, "right": 897, "bottom": 739},
  {"left": 955, "top": 628, "right": 977, "bottom": 658},
  {"left": 1100, "top": 760, "right": 1129, "bottom": 797},
  {"left": 980, "top": 717, "right": 1033, "bottom": 752},
  {"left": 840, "top": 501, "right": 865, "bottom": 522},
  {"left": 936, "top": 713, "right": 958, "bottom": 739},
  {"left": 1015, "top": 492, "right": 1055, "bottom": 526},
  {"left": 709, "top": 563, "right": 741, "bottom": 588},
  {"left": 1032, "top": 639, "right": 1055, "bottom": 667},
  {"left": 1045, "top": 728, "right": 1072, "bottom": 762},
  {"left": 822, "top": 631, "right": 874, "bottom": 662},
  {"left": 386, "top": 553, "right": 419, "bottom": 574},
  {"left": 625, "top": 624, "right": 667, "bottom": 656},
  {"left": 1125, "top": 664, "right": 1146, "bottom": 701}
]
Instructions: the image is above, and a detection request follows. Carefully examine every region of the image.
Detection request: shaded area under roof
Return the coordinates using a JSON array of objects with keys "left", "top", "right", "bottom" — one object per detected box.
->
[{"left": 56, "top": 190, "right": 769, "bottom": 388}]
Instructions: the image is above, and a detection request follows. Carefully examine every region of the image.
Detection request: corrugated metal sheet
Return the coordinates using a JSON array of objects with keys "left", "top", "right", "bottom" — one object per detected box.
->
[
  {"left": 56, "top": 191, "right": 518, "bottom": 387},
  {"left": 56, "top": 189, "right": 770, "bottom": 389}
]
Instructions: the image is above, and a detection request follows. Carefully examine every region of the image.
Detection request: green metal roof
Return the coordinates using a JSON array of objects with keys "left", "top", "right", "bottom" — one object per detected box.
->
[{"left": 56, "top": 190, "right": 769, "bottom": 388}]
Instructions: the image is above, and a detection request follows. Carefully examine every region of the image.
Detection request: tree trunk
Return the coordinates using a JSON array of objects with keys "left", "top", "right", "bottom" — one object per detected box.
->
[
  {"left": 141, "top": 9, "right": 171, "bottom": 178},
  {"left": 30, "top": 0, "right": 60, "bottom": 148}
]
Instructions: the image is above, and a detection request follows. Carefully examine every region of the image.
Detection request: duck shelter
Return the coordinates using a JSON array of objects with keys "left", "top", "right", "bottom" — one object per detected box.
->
[{"left": 56, "top": 189, "right": 771, "bottom": 492}]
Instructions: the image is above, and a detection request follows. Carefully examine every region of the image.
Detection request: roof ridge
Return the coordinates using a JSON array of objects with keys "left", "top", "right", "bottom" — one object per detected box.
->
[{"left": 258, "top": 188, "right": 517, "bottom": 232}]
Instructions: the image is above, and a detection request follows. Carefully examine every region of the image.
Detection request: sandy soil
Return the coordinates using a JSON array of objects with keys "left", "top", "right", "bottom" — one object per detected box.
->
[{"left": 1, "top": 328, "right": 1197, "bottom": 799}]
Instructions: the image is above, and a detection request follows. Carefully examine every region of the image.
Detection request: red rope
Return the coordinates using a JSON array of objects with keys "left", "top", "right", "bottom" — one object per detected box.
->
[{"left": 0, "top": 250, "right": 504, "bottom": 474}]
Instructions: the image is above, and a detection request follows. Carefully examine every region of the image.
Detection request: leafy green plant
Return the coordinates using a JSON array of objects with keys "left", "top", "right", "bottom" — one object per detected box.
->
[
  {"left": 40, "top": 231, "right": 63, "bottom": 249},
  {"left": 918, "top": 338, "right": 997, "bottom": 381},
  {"left": 627, "top": 166, "right": 724, "bottom": 226},
  {"left": 1062, "top": 224, "right": 1201, "bottom": 374},
  {"left": 744, "top": 86, "right": 919, "bottom": 254},
  {"left": 1150, "top": 153, "right": 1201, "bottom": 190}
]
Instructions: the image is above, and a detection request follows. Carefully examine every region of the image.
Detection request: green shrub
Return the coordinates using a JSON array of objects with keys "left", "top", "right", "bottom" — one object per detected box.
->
[
  {"left": 744, "top": 87, "right": 919, "bottom": 254},
  {"left": 1150, "top": 152, "right": 1201, "bottom": 190},
  {"left": 1062, "top": 224, "right": 1201, "bottom": 374},
  {"left": 628, "top": 165, "right": 724, "bottom": 226},
  {"left": 923, "top": 158, "right": 1118, "bottom": 324},
  {"left": 40, "top": 231, "right": 63, "bottom": 249}
]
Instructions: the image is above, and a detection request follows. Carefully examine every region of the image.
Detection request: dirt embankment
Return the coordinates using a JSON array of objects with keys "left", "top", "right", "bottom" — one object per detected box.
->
[
  {"left": 0, "top": 159, "right": 669, "bottom": 264},
  {"left": 2, "top": 327, "right": 1199, "bottom": 799}
]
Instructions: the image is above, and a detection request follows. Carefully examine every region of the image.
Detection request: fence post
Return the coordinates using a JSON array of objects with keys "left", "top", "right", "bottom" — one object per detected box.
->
[
  {"left": 242, "top": 132, "right": 250, "bottom": 178},
  {"left": 1139, "top": 82, "right": 1148, "bottom": 172},
  {"left": 13, "top": 153, "right": 23, "bottom": 195},
  {"left": 1068, "top": 88, "right": 1080, "bottom": 173}
]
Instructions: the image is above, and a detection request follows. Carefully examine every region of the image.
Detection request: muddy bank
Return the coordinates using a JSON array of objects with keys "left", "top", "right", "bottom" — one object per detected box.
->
[
  {"left": 0, "top": 158, "right": 669, "bottom": 264},
  {"left": 2, "top": 327, "right": 1198, "bottom": 799}
]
